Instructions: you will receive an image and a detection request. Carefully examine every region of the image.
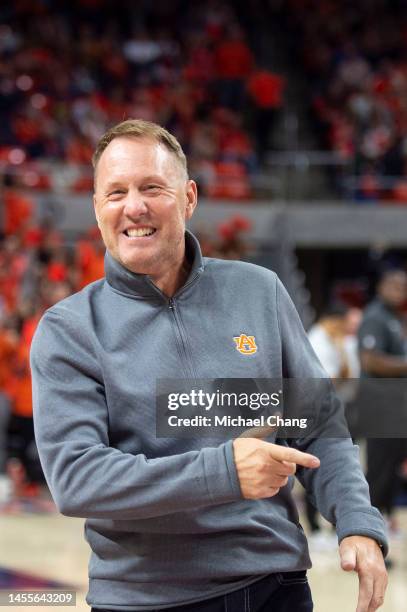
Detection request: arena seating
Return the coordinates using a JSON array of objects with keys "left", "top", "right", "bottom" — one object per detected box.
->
[{"left": 279, "top": 0, "right": 407, "bottom": 201}]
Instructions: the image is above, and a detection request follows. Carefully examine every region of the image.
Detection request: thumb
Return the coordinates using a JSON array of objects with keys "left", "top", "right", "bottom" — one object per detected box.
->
[{"left": 340, "top": 543, "right": 357, "bottom": 572}]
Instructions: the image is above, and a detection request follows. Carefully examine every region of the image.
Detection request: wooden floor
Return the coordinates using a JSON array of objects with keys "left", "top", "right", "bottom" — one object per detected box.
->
[{"left": 0, "top": 505, "right": 405, "bottom": 612}]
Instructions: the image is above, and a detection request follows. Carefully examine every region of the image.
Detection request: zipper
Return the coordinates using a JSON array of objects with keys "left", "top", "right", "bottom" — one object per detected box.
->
[
  {"left": 174, "top": 267, "right": 202, "bottom": 297},
  {"left": 168, "top": 297, "right": 196, "bottom": 379},
  {"left": 145, "top": 264, "right": 203, "bottom": 303}
]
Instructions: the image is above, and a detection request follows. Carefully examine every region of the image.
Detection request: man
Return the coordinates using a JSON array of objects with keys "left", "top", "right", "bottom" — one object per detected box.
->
[
  {"left": 31, "top": 119, "right": 388, "bottom": 612},
  {"left": 308, "top": 303, "right": 360, "bottom": 380},
  {"left": 358, "top": 269, "right": 407, "bottom": 531}
]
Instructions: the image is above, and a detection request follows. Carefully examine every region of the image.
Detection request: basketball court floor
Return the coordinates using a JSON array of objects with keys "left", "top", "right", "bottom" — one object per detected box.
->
[{"left": 0, "top": 491, "right": 405, "bottom": 612}]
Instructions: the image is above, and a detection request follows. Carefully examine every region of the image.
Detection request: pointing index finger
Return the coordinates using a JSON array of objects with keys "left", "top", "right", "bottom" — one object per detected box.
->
[{"left": 268, "top": 444, "right": 320, "bottom": 468}]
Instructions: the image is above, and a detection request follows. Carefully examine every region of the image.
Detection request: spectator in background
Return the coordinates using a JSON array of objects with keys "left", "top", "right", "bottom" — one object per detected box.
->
[
  {"left": 309, "top": 303, "right": 361, "bottom": 379},
  {"left": 0, "top": 235, "right": 31, "bottom": 316},
  {"left": 76, "top": 227, "right": 105, "bottom": 289},
  {"left": 214, "top": 24, "right": 253, "bottom": 110},
  {"left": 2, "top": 174, "right": 33, "bottom": 238},
  {"left": 247, "top": 66, "right": 285, "bottom": 162},
  {"left": 5, "top": 277, "right": 73, "bottom": 500},
  {"left": 358, "top": 269, "right": 407, "bottom": 545},
  {"left": 7, "top": 341, "right": 40, "bottom": 494}
]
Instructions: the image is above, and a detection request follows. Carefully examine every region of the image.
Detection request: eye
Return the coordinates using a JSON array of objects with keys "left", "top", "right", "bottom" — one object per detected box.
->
[
  {"left": 143, "top": 184, "right": 162, "bottom": 192},
  {"left": 108, "top": 189, "right": 126, "bottom": 196}
]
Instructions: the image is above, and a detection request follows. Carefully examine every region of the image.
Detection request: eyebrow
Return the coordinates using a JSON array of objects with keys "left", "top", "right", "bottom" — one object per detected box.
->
[
  {"left": 139, "top": 175, "right": 168, "bottom": 184},
  {"left": 103, "top": 175, "right": 168, "bottom": 192},
  {"left": 103, "top": 181, "right": 127, "bottom": 192}
]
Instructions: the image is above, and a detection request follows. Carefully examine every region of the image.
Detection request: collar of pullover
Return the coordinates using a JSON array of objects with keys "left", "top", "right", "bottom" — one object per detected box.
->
[{"left": 104, "top": 229, "right": 205, "bottom": 300}]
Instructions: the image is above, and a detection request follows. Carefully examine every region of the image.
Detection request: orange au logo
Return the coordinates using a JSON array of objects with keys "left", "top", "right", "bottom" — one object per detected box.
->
[{"left": 233, "top": 334, "right": 258, "bottom": 355}]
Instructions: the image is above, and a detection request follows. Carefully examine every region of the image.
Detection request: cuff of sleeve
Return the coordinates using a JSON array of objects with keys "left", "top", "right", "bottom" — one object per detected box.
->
[
  {"left": 336, "top": 509, "right": 389, "bottom": 557},
  {"left": 202, "top": 441, "right": 242, "bottom": 504}
]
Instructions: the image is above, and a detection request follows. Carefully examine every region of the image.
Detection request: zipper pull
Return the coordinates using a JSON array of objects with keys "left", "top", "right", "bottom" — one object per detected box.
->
[{"left": 168, "top": 298, "right": 174, "bottom": 310}]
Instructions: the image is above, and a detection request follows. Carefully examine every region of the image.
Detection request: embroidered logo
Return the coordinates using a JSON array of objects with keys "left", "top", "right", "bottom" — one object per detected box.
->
[{"left": 233, "top": 334, "right": 258, "bottom": 355}]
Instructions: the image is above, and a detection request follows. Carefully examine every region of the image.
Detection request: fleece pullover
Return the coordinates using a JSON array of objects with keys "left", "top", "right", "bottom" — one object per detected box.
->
[{"left": 31, "top": 230, "right": 387, "bottom": 610}]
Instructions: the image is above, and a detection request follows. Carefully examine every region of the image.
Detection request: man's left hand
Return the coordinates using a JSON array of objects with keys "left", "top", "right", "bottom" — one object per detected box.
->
[{"left": 339, "top": 535, "right": 388, "bottom": 612}]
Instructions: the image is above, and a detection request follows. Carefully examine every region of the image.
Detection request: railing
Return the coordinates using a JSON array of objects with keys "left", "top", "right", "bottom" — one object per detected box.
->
[{"left": 1, "top": 153, "right": 407, "bottom": 204}]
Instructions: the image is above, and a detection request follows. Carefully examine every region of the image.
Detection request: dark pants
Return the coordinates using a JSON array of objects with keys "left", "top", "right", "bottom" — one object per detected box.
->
[
  {"left": 91, "top": 571, "right": 313, "bottom": 612},
  {"left": 0, "top": 393, "right": 10, "bottom": 474},
  {"left": 366, "top": 437, "right": 406, "bottom": 515},
  {"left": 7, "top": 415, "right": 43, "bottom": 483}
]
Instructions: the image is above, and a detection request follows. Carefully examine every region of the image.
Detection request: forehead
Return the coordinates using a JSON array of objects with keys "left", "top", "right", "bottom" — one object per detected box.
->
[{"left": 96, "top": 136, "right": 180, "bottom": 185}]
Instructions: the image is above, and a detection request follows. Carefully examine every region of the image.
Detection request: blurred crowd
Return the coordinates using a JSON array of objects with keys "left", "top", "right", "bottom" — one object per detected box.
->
[
  {"left": 0, "top": 178, "right": 106, "bottom": 505},
  {"left": 0, "top": 0, "right": 284, "bottom": 199},
  {"left": 4, "top": 0, "right": 407, "bottom": 203},
  {"left": 282, "top": 0, "right": 407, "bottom": 201}
]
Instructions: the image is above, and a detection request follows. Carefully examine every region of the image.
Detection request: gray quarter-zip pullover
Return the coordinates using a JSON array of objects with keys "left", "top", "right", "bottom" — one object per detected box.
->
[{"left": 31, "top": 230, "right": 387, "bottom": 610}]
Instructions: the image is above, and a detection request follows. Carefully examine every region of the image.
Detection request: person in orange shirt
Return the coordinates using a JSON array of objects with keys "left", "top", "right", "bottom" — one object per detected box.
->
[
  {"left": 76, "top": 227, "right": 106, "bottom": 289},
  {"left": 0, "top": 236, "right": 29, "bottom": 314},
  {"left": 0, "top": 324, "right": 18, "bottom": 391},
  {"left": 247, "top": 67, "right": 285, "bottom": 162},
  {"left": 214, "top": 25, "right": 253, "bottom": 110},
  {"left": 2, "top": 175, "right": 33, "bottom": 238},
  {"left": 7, "top": 341, "right": 44, "bottom": 490}
]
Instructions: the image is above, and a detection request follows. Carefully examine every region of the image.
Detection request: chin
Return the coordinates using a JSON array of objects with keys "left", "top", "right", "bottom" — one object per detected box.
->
[
  {"left": 120, "top": 259, "right": 143, "bottom": 273},
  {"left": 119, "top": 255, "right": 151, "bottom": 275}
]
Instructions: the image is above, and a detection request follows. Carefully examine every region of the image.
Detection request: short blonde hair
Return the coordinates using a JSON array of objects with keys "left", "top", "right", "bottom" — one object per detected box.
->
[{"left": 92, "top": 119, "right": 188, "bottom": 177}]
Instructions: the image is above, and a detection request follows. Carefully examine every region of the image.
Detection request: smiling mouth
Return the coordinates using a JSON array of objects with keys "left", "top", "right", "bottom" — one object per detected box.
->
[{"left": 124, "top": 227, "right": 157, "bottom": 238}]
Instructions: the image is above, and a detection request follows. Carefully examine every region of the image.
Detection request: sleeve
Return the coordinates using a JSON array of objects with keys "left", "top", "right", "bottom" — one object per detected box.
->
[
  {"left": 30, "top": 308, "right": 242, "bottom": 520},
  {"left": 276, "top": 278, "right": 388, "bottom": 555},
  {"left": 357, "top": 315, "right": 388, "bottom": 353}
]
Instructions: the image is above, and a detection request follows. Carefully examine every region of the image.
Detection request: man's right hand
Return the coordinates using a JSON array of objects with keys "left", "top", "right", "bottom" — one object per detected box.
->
[{"left": 233, "top": 438, "right": 320, "bottom": 499}]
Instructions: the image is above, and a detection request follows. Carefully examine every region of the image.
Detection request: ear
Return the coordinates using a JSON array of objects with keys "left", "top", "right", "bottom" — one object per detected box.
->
[{"left": 185, "top": 180, "right": 198, "bottom": 220}]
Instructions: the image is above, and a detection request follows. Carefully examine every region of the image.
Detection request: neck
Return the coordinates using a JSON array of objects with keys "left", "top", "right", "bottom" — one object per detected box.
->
[
  {"left": 150, "top": 256, "right": 191, "bottom": 298},
  {"left": 104, "top": 230, "right": 204, "bottom": 300},
  {"left": 380, "top": 298, "right": 397, "bottom": 313}
]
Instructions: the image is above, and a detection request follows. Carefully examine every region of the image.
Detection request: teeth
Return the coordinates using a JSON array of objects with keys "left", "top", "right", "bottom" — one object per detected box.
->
[{"left": 126, "top": 228, "right": 156, "bottom": 237}]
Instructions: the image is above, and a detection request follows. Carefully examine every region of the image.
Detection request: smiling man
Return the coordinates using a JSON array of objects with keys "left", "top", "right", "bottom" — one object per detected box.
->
[{"left": 31, "top": 119, "right": 388, "bottom": 612}]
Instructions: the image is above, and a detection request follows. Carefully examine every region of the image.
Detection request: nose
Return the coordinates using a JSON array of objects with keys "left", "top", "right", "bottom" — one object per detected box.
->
[{"left": 123, "top": 188, "right": 148, "bottom": 218}]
